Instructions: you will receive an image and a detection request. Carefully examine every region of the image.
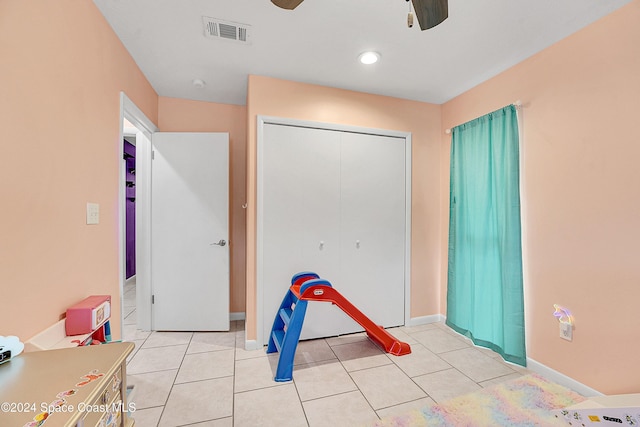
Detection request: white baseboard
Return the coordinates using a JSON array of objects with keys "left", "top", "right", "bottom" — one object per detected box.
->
[
  {"left": 409, "top": 314, "right": 601, "bottom": 397},
  {"left": 406, "top": 314, "right": 445, "bottom": 327},
  {"left": 230, "top": 312, "right": 245, "bottom": 321},
  {"left": 244, "top": 339, "right": 262, "bottom": 351},
  {"left": 527, "top": 357, "right": 603, "bottom": 397}
]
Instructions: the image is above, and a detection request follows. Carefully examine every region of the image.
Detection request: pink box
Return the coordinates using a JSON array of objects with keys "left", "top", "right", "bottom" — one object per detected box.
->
[{"left": 65, "top": 295, "right": 111, "bottom": 336}]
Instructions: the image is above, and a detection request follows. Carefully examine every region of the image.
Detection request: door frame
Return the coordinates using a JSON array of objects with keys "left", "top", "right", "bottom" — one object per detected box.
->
[
  {"left": 118, "top": 93, "right": 158, "bottom": 334},
  {"left": 255, "top": 115, "right": 412, "bottom": 348}
]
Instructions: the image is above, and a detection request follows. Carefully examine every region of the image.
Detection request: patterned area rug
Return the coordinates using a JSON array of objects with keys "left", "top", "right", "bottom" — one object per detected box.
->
[{"left": 373, "top": 373, "right": 586, "bottom": 427}]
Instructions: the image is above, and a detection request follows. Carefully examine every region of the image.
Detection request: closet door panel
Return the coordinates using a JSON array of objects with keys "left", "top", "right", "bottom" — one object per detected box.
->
[
  {"left": 262, "top": 124, "right": 344, "bottom": 342},
  {"left": 339, "top": 132, "right": 406, "bottom": 328}
]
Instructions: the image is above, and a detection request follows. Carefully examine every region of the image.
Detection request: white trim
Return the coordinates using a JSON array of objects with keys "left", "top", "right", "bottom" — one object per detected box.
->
[
  {"left": 515, "top": 104, "right": 534, "bottom": 360},
  {"left": 244, "top": 339, "right": 261, "bottom": 351},
  {"left": 257, "top": 116, "right": 415, "bottom": 139},
  {"left": 404, "top": 134, "right": 412, "bottom": 328},
  {"left": 134, "top": 130, "right": 153, "bottom": 332},
  {"left": 120, "top": 94, "right": 157, "bottom": 137},
  {"left": 123, "top": 127, "right": 139, "bottom": 139},
  {"left": 526, "top": 357, "right": 603, "bottom": 397},
  {"left": 406, "top": 314, "right": 445, "bottom": 327},
  {"left": 230, "top": 312, "right": 246, "bottom": 321},
  {"left": 118, "top": 93, "right": 158, "bottom": 337},
  {"left": 256, "top": 118, "right": 266, "bottom": 349},
  {"left": 421, "top": 313, "right": 602, "bottom": 398},
  {"left": 440, "top": 311, "right": 601, "bottom": 397},
  {"left": 439, "top": 314, "right": 602, "bottom": 398},
  {"left": 256, "top": 115, "right": 412, "bottom": 347}
]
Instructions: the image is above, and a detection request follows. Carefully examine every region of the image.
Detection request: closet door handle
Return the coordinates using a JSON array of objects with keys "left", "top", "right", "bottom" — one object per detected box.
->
[
  {"left": 319, "top": 241, "right": 324, "bottom": 250},
  {"left": 356, "top": 240, "right": 361, "bottom": 249},
  {"left": 210, "top": 239, "right": 227, "bottom": 247}
]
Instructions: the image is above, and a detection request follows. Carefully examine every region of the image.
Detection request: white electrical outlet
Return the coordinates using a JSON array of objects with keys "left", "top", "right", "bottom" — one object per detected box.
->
[
  {"left": 559, "top": 322, "right": 572, "bottom": 341},
  {"left": 86, "top": 203, "right": 100, "bottom": 225}
]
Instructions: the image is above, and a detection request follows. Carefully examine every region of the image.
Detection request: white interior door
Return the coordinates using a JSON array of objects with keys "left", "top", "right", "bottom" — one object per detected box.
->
[
  {"left": 151, "top": 132, "right": 229, "bottom": 331},
  {"left": 339, "top": 132, "right": 406, "bottom": 328},
  {"left": 262, "top": 124, "right": 348, "bottom": 342}
]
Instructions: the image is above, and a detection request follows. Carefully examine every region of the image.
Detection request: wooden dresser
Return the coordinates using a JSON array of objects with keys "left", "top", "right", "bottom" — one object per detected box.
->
[{"left": 0, "top": 342, "right": 135, "bottom": 427}]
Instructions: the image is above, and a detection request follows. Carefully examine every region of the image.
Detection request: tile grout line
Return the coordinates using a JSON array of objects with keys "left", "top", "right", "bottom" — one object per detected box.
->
[
  {"left": 292, "top": 336, "right": 387, "bottom": 422},
  {"left": 402, "top": 325, "right": 527, "bottom": 403},
  {"left": 375, "top": 395, "right": 435, "bottom": 413},
  {"left": 400, "top": 326, "right": 473, "bottom": 404},
  {"left": 154, "top": 331, "right": 194, "bottom": 427},
  {"left": 232, "top": 320, "right": 239, "bottom": 425},
  {"left": 291, "top": 359, "right": 312, "bottom": 427},
  {"left": 411, "top": 328, "right": 482, "bottom": 404},
  {"left": 329, "top": 336, "right": 383, "bottom": 422}
]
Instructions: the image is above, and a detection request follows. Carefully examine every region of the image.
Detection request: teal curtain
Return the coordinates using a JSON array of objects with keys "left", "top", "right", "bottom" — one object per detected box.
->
[{"left": 446, "top": 105, "right": 526, "bottom": 366}]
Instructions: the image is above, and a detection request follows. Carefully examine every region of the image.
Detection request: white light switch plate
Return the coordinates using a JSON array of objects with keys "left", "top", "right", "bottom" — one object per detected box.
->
[{"left": 86, "top": 203, "right": 99, "bottom": 225}]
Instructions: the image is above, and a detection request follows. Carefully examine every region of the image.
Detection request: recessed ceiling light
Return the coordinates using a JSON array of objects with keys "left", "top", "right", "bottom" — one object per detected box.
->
[{"left": 358, "top": 51, "right": 380, "bottom": 65}]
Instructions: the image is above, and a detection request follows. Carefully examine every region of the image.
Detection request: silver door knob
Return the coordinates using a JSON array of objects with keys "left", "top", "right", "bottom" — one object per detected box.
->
[{"left": 210, "top": 239, "right": 227, "bottom": 247}]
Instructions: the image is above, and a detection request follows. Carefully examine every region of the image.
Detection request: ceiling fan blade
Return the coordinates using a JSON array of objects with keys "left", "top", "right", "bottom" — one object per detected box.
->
[
  {"left": 271, "top": 0, "right": 305, "bottom": 10},
  {"left": 412, "top": 0, "right": 448, "bottom": 30}
]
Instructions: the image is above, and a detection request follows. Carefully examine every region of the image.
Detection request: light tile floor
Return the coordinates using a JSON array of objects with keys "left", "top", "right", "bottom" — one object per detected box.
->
[{"left": 121, "top": 280, "right": 531, "bottom": 427}]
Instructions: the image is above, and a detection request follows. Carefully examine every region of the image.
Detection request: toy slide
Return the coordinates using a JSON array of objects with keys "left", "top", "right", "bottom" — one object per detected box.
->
[{"left": 267, "top": 272, "right": 411, "bottom": 382}]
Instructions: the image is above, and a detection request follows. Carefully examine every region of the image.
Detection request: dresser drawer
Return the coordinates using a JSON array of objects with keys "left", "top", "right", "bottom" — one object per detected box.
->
[
  {"left": 77, "top": 368, "right": 124, "bottom": 427},
  {"left": 78, "top": 403, "right": 122, "bottom": 427}
]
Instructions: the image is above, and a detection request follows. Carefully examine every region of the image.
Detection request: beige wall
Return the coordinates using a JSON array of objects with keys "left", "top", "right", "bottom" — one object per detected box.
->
[
  {"left": 245, "top": 75, "right": 443, "bottom": 340},
  {"left": 441, "top": 0, "right": 640, "bottom": 394},
  {"left": 158, "top": 97, "right": 247, "bottom": 313},
  {"left": 0, "top": 0, "right": 158, "bottom": 340}
]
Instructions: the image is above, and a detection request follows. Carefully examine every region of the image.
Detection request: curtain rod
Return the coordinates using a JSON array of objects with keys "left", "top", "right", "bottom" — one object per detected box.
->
[{"left": 445, "top": 100, "right": 522, "bottom": 135}]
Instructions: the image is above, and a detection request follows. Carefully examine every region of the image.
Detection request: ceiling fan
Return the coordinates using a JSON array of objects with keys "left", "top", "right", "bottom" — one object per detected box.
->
[{"left": 271, "top": 0, "right": 448, "bottom": 31}]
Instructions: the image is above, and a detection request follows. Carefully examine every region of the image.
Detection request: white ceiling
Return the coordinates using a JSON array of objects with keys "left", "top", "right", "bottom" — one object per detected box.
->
[{"left": 93, "top": 0, "right": 631, "bottom": 106}]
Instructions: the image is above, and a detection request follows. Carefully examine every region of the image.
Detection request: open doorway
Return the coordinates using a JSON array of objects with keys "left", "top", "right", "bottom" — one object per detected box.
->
[
  {"left": 118, "top": 93, "right": 157, "bottom": 338},
  {"left": 121, "top": 123, "right": 137, "bottom": 328}
]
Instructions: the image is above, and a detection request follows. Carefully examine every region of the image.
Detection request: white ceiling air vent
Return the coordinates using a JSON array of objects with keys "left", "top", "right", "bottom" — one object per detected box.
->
[{"left": 202, "top": 16, "right": 252, "bottom": 45}]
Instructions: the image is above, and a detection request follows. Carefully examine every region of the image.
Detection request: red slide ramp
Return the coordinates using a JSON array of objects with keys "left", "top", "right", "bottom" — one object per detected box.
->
[{"left": 292, "top": 278, "right": 411, "bottom": 356}]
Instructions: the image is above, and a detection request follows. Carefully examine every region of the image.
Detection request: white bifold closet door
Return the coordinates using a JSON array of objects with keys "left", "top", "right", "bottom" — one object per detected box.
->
[
  {"left": 338, "top": 132, "right": 406, "bottom": 330},
  {"left": 262, "top": 123, "right": 405, "bottom": 343}
]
